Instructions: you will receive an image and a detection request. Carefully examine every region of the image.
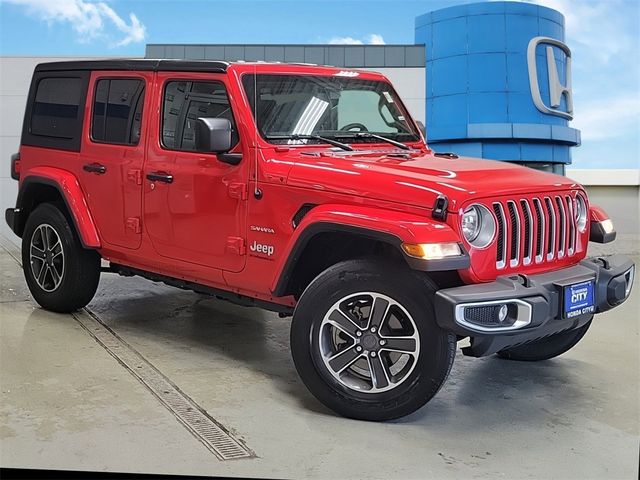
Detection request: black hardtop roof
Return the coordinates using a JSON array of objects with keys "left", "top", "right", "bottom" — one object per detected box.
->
[{"left": 34, "top": 58, "right": 229, "bottom": 73}]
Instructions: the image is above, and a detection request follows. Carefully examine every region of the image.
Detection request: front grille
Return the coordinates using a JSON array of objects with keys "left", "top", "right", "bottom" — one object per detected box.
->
[{"left": 493, "top": 194, "right": 579, "bottom": 270}]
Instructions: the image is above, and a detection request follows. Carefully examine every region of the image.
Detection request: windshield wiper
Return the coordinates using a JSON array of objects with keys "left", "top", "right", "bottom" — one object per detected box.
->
[
  {"left": 332, "top": 132, "right": 410, "bottom": 150},
  {"left": 265, "top": 134, "right": 353, "bottom": 151}
]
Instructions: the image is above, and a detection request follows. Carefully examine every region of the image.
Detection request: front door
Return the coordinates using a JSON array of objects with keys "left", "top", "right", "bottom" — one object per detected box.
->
[
  {"left": 79, "top": 71, "right": 150, "bottom": 249},
  {"left": 143, "top": 73, "right": 247, "bottom": 272}
]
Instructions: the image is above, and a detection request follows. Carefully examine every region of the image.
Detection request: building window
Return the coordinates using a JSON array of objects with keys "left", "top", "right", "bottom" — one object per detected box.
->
[
  {"left": 31, "top": 77, "right": 83, "bottom": 139},
  {"left": 91, "top": 78, "right": 145, "bottom": 145},
  {"left": 161, "top": 80, "right": 237, "bottom": 151}
]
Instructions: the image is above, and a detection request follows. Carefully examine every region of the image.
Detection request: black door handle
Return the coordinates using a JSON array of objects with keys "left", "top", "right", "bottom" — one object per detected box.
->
[
  {"left": 146, "top": 171, "right": 173, "bottom": 184},
  {"left": 83, "top": 163, "right": 106, "bottom": 174}
]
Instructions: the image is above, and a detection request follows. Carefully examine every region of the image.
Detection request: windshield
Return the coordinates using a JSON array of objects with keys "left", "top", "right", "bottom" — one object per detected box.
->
[{"left": 242, "top": 74, "right": 420, "bottom": 145}]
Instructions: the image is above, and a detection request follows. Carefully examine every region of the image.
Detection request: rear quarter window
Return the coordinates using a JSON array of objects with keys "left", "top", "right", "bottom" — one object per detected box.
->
[
  {"left": 31, "top": 77, "right": 83, "bottom": 139},
  {"left": 21, "top": 70, "right": 90, "bottom": 152}
]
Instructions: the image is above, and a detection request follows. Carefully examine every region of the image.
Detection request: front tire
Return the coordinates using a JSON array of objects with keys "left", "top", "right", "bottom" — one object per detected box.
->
[
  {"left": 22, "top": 203, "right": 100, "bottom": 313},
  {"left": 290, "top": 259, "right": 455, "bottom": 421},
  {"left": 497, "top": 318, "right": 592, "bottom": 361}
]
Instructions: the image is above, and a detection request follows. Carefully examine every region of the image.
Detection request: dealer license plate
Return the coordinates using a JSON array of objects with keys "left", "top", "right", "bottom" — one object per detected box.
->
[{"left": 563, "top": 280, "right": 595, "bottom": 318}]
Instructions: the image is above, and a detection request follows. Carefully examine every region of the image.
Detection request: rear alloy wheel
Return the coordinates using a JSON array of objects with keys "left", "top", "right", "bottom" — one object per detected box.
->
[
  {"left": 291, "top": 259, "right": 456, "bottom": 421},
  {"left": 22, "top": 203, "right": 101, "bottom": 313},
  {"left": 29, "top": 224, "right": 65, "bottom": 292}
]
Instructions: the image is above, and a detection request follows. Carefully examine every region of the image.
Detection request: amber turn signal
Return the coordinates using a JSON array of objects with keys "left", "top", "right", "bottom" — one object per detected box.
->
[{"left": 401, "top": 242, "right": 462, "bottom": 259}]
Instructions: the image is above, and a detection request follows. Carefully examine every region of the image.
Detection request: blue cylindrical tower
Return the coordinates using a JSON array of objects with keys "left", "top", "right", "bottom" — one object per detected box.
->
[{"left": 415, "top": 1, "right": 580, "bottom": 173}]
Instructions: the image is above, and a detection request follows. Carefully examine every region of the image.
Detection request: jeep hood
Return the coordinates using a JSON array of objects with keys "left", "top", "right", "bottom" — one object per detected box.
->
[{"left": 284, "top": 149, "right": 580, "bottom": 212}]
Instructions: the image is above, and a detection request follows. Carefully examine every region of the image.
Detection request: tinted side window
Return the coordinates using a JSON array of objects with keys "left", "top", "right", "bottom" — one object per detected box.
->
[
  {"left": 162, "top": 81, "right": 237, "bottom": 151},
  {"left": 31, "top": 77, "right": 83, "bottom": 139},
  {"left": 92, "top": 78, "right": 145, "bottom": 145}
]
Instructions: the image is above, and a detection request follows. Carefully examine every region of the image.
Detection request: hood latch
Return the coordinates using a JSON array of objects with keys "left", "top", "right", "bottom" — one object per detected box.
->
[{"left": 432, "top": 195, "right": 449, "bottom": 221}]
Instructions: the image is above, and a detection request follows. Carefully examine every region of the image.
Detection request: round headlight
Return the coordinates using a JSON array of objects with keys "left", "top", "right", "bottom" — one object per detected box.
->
[
  {"left": 461, "top": 204, "right": 496, "bottom": 248},
  {"left": 575, "top": 195, "right": 588, "bottom": 232},
  {"left": 462, "top": 206, "right": 480, "bottom": 242}
]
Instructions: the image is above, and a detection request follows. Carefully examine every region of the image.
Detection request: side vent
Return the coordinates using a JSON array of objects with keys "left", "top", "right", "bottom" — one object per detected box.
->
[{"left": 292, "top": 204, "right": 316, "bottom": 229}]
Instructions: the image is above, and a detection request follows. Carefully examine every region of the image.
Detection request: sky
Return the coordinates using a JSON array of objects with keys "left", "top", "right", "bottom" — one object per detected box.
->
[{"left": 0, "top": 0, "right": 638, "bottom": 169}]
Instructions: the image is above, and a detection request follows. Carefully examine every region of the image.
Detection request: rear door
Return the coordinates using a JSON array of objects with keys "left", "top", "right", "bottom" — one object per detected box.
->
[{"left": 79, "top": 71, "right": 151, "bottom": 249}]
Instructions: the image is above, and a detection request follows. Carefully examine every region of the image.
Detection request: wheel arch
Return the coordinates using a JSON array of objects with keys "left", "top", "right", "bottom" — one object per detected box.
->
[
  {"left": 271, "top": 204, "right": 469, "bottom": 298},
  {"left": 14, "top": 170, "right": 100, "bottom": 249},
  {"left": 272, "top": 222, "right": 407, "bottom": 298}
]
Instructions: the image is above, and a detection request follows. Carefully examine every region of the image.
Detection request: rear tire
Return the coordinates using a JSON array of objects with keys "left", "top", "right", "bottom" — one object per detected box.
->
[
  {"left": 22, "top": 203, "right": 100, "bottom": 313},
  {"left": 290, "top": 259, "right": 455, "bottom": 421},
  {"left": 496, "top": 318, "right": 592, "bottom": 361}
]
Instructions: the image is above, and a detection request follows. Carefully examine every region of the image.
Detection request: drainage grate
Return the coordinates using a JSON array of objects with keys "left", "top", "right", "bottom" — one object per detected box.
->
[
  {"left": 1, "top": 237, "right": 254, "bottom": 461},
  {"left": 73, "top": 309, "right": 254, "bottom": 461}
]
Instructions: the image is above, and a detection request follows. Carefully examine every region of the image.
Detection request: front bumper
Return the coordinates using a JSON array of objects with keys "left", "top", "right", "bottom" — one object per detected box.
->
[{"left": 435, "top": 255, "right": 635, "bottom": 357}]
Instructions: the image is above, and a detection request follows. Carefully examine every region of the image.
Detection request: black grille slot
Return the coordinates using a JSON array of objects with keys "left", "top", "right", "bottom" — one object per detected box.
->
[
  {"left": 566, "top": 196, "right": 575, "bottom": 253},
  {"left": 521, "top": 200, "right": 531, "bottom": 261},
  {"left": 555, "top": 196, "right": 565, "bottom": 255},
  {"left": 507, "top": 202, "right": 518, "bottom": 262},
  {"left": 544, "top": 197, "right": 555, "bottom": 256},
  {"left": 534, "top": 199, "right": 543, "bottom": 258},
  {"left": 493, "top": 203, "right": 505, "bottom": 267}
]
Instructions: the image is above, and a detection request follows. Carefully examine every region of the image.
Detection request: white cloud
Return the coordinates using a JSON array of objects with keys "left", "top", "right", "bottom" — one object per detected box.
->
[
  {"left": 574, "top": 95, "right": 640, "bottom": 142},
  {"left": 366, "top": 34, "right": 386, "bottom": 45},
  {"left": 4, "top": 0, "right": 146, "bottom": 47},
  {"left": 328, "top": 34, "right": 386, "bottom": 45},
  {"left": 329, "top": 36, "right": 364, "bottom": 45},
  {"left": 527, "top": 0, "right": 634, "bottom": 64},
  {"left": 96, "top": 3, "right": 145, "bottom": 47},
  {"left": 522, "top": 0, "right": 640, "bottom": 149}
]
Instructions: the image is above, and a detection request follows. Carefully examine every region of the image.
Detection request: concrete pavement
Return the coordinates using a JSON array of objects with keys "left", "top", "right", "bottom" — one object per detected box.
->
[{"left": 1, "top": 236, "right": 638, "bottom": 478}]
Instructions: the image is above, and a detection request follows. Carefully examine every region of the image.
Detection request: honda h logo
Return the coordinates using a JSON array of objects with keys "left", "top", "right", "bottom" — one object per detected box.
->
[{"left": 527, "top": 36, "right": 573, "bottom": 120}]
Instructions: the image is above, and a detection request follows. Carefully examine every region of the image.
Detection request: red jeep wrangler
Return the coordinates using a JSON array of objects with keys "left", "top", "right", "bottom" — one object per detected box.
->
[{"left": 5, "top": 60, "right": 635, "bottom": 421}]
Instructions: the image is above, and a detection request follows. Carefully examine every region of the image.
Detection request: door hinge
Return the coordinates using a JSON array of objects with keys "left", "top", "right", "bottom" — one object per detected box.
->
[
  {"left": 226, "top": 236, "right": 246, "bottom": 256},
  {"left": 126, "top": 217, "right": 141, "bottom": 234},
  {"left": 127, "top": 169, "right": 143, "bottom": 185},
  {"left": 228, "top": 182, "right": 248, "bottom": 200}
]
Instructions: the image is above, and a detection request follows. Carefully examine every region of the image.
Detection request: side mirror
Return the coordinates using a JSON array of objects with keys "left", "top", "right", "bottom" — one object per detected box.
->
[
  {"left": 415, "top": 120, "right": 426, "bottom": 138},
  {"left": 195, "top": 117, "right": 232, "bottom": 153}
]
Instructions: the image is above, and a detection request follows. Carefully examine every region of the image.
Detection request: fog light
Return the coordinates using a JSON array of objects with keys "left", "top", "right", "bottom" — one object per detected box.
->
[
  {"left": 455, "top": 299, "right": 532, "bottom": 332},
  {"left": 498, "top": 304, "right": 508, "bottom": 322},
  {"left": 463, "top": 304, "right": 513, "bottom": 327}
]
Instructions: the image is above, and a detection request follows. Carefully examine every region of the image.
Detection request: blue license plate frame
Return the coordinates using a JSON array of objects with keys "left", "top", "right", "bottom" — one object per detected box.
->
[{"left": 563, "top": 280, "right": 595, "bottom": 318}]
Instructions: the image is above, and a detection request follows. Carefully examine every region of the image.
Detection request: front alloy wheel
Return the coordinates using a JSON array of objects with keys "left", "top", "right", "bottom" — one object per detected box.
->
[
  {"left": 291, "top": 259, "right": 456, "bottom": 421},
  {"left": 319, "top": 292, "right": 420, "bottom": 393}
]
